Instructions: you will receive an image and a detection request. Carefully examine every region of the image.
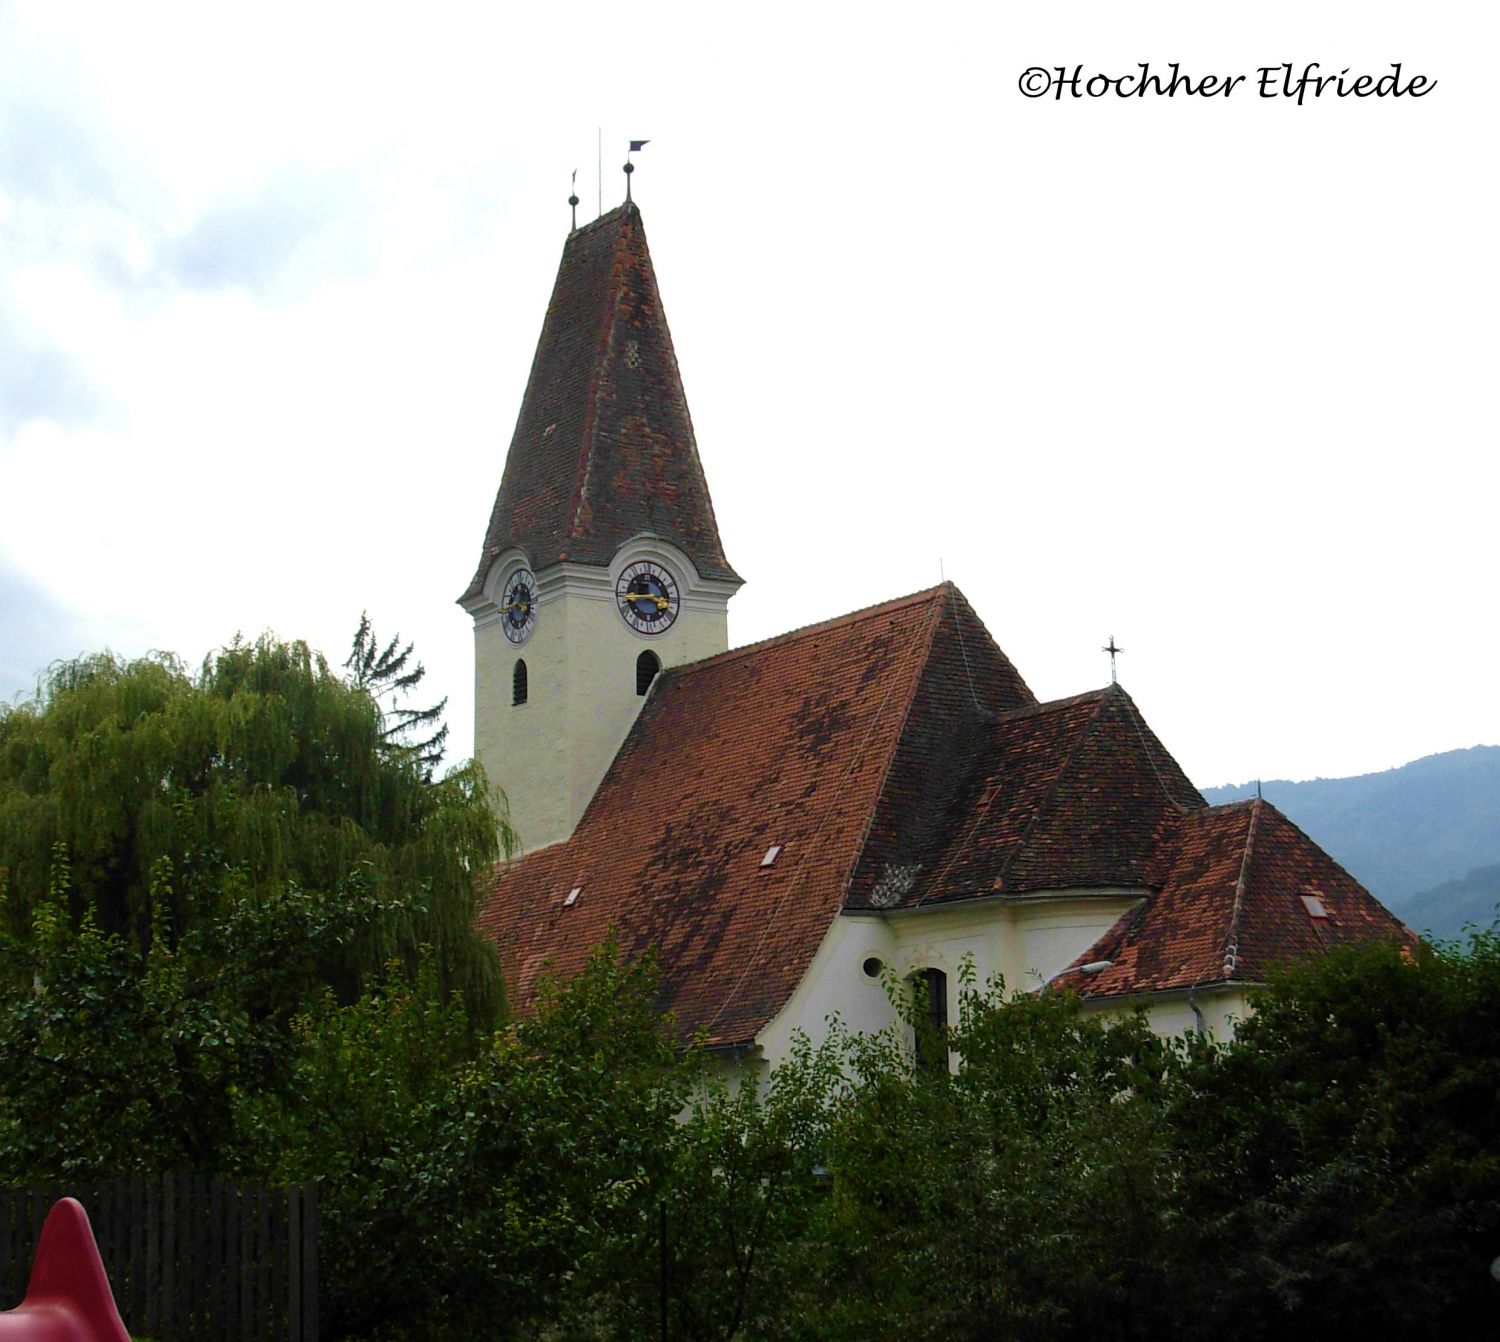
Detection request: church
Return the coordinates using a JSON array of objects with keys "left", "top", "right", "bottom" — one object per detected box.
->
[{"left": 462, "top": 198, "right": 1410, "bottom": 1072}]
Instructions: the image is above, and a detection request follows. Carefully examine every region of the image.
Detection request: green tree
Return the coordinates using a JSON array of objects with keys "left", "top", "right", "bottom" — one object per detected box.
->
[
  {"left": 344, "top": 613, "right": 449, "bottom": 777},
  {"left": 1169, "top": 932, "right": 1500, "bottom": 1341},
  {"left": 0, "top": 845, "right": 412, "bottom": 1179},
  {"left": 0, "top": 638, "right": 509, "bottom": 1024},
  {"left": 285, "top": 940, "right": 692, "bottom": 1341},
  {"left": 808, "top": 976, "right": 1180, "bottom": 1342},
  {"left": 583, "top": 1027, "right": 848, "bottom": 1340}
]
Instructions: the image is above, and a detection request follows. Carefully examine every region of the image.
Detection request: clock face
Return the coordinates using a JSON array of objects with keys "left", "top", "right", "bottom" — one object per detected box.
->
[
  {"left": 616, "top": 561, "right": 680, "bottom": 635},
  {"left": 500, "top": 568, "right": 537, "bottom": 643}
]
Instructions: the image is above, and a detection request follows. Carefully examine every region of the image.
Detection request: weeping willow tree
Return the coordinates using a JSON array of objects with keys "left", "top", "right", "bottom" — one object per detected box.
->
[{"left": 0, "top": 636, "right": 512, "bottom": 1029}]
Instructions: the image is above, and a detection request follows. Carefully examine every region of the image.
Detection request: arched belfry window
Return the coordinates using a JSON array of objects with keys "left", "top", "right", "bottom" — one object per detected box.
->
[
  {"left": 910, "top": 967, "right": 949, "bottom": 1073},
  {"left": 512, "top": 659, "right": 528, "bottom": 706},
  {"left": 636, "top": 650, "right": 660, "bottom": 697}
]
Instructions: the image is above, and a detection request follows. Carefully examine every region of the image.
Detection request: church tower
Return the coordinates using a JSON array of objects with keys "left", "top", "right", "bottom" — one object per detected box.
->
[{"left": 460, "top": 203, "right": 740, "bottom": 854}]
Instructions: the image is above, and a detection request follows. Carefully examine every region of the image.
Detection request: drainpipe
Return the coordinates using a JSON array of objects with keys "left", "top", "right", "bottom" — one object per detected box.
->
[{"left": 1188, "top": 989, "right": 1206, "bottom": 1040}]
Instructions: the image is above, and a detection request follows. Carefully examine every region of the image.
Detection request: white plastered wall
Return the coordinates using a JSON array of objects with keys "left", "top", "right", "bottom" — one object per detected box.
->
[
  {"left": 751, "top": 891, "right": 1148, "bottom": 1080},
  {"left": 1104, "top": 988, "right": 1250, "bottom": 1042}
]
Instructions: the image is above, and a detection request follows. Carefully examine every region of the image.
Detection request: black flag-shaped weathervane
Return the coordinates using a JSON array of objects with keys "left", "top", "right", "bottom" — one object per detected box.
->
[{"left": 624, "top": 139, "right": 649, "bottom": 200}]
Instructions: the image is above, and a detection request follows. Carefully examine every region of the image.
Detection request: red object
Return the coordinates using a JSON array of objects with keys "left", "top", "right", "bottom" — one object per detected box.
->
[{"left": 0, "top": 1198, "right": 130, "bottom": 1342}]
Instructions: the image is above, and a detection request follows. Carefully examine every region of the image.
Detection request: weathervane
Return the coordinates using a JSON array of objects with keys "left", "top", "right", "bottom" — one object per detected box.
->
[
  {"left": 569, "top": 169, "right": 579, "bottom": 231},
  {"left": 1103, "top": 635, "right": 1123, "bottom": 684},
  {"left": 624, "top": 139, "right": 649, "bottom": 201}
]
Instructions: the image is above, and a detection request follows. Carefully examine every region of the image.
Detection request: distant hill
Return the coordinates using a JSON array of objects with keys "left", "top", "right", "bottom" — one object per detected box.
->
[
  {"left": 1201, "top": 745, "right": 1500, "bottom": 916},
  {"left": 1399, "top": 862, "right": 1500, "bottom": 943}
]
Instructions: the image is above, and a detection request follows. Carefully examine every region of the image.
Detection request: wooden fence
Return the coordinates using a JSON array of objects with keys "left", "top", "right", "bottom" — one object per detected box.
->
[{"left": 0, "top": 1175, "right": 317, "bottom": 1342}]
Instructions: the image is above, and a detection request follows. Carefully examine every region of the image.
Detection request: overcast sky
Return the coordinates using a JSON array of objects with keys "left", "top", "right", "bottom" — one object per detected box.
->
[{"left": 1, "top": 1, "right": 1494, "bottom": 788}]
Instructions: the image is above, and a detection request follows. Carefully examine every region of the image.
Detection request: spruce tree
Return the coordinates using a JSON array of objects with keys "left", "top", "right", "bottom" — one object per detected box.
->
[{"left": 344, "top": 612, "right": 448, "bottom": 777}]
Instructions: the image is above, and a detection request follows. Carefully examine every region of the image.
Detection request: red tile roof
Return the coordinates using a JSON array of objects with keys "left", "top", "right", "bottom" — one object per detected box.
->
[
  {"left": 477, "top": 584, "right": 1032, "bottom": 1047},
  {"left": 461, "top": 203, "right": 738, "bottom": 602},
  {"left": 1062, "top": 798, "right": 1417, "bottom": 1000},
  {"left": 477, "top": 585, "right": 1413, "bottom": 1040},
  {"left": 849, "top": 685, "right": 1203, "bottom": 909}
]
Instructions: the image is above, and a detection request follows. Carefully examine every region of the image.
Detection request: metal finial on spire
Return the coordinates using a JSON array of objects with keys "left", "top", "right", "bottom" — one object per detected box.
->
[
  {"left": 1103, "top": 635, "right": 1123, "bottom": 684},
  {"left": 568, "top": 169, "right": 579, "bottom": 232},
  {"left": 624, "top": 139, "right": 649, "bottom": 202}
]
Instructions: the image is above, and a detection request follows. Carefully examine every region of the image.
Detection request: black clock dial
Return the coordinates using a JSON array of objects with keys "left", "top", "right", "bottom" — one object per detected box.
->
[
  {"left": 616, "top": 561, "right": 680, "bottom": 634},
  {"left": 501, "top": 569, "right": 537, "bottom": 644}
]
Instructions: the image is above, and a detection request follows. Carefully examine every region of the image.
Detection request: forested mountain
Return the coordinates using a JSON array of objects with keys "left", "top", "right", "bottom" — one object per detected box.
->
[
  {"left": 1202, "top": 745, "right": 1500, "bottom": 939},
  {"left": 1400, "top": 863, "right": 1500, "bottom": 942}
]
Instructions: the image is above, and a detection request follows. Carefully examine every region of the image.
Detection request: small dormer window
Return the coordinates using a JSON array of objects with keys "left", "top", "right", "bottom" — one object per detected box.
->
[
  {"left": 513, "top": 659, "right": 528, "bottom": 706},
  {"left": 636, "top": 650, "right": 660, "bottom": 696}
]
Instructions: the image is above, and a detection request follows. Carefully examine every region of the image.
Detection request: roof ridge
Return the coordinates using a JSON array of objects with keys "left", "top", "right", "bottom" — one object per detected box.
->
[
  {"left": 995, "top": 687, "right": 1117, "bottom": 892},
  {"left": 1221, "top": 796, "right": 1262, "bottom": 977},
  {"left": 566, "top": 207, "right": 632, "bottom": 542},
  {"left": 849, "top": 586, "right": 971, "bottom": 910},
  {"left": 996, "top": 686, "right": 1115, "bottom": 722},
  {"left": 1115, "top": 688, "right": 1197, "bottom": 814},
  {"left": 1200, "top": 797, "right": 1260, "bottom": 816},
  {"left": 659, "top": 584, "right": 952, "bottom": 681}
]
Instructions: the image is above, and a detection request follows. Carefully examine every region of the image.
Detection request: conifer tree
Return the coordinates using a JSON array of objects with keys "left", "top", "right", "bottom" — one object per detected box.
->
[{"left": 344, "top": 612, "right": 449, "bottom": 777}]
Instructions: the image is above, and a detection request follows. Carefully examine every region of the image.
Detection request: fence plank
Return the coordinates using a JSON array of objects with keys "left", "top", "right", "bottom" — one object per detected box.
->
[
  {"left": 180, "top": 1175, "right": 196, "bottom": 1342},
  {"left": 287, "top": 1186, "right": 301, "bottom": 1342},
  {"left": 162, "top": 1172, "right": 176, "bottom": 1341},
  {"left": 0, "top": 1190, "right": 13, "bottom": 1305},
  {"left": 127, "top": 1176, "right": 144, "bottom": 1328},
  {"left": 270, "top": 1189, "right": 285, "bottom": 1342},
  {"left": 143, "top": 1175, "right": 159, "bottom": 1331},
  {"left": 303, "top": 1181, "right": 318, "bottom": 1342}
]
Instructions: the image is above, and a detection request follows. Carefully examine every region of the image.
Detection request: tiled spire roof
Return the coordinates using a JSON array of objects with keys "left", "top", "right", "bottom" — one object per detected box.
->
[{"left": 461, "top": 203, "right": 738, "bottom": 602}]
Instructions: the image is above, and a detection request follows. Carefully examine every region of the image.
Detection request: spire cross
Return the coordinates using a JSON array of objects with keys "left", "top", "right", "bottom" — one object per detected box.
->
[
  {"left": 569, "top": 169, "right": 579, "bottom": 232},
  {"left": 1103, "top": 635, "right": 1123, "bottom": 684}
]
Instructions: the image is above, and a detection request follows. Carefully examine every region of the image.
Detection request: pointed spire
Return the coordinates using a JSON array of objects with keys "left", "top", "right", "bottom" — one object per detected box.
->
[{"left": 463, "top": 205, "right": 739, "bottom": 603}]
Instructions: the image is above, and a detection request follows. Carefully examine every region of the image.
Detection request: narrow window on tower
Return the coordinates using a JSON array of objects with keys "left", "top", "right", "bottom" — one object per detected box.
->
[
  {"left": 513, "top": 658, "right": 528, "bottom": 706},
  {"left": 636, "top": 650, "right": 660, "bottom": 697}
]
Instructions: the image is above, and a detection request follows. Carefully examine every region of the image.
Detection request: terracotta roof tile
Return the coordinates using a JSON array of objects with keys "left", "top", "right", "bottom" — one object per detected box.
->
[
  {"left": 1066, "top": 799, "right": 1417, "bottom": 1000},
  {"left": 462, "top": 204, "right": 737, "bottom": 601}
]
